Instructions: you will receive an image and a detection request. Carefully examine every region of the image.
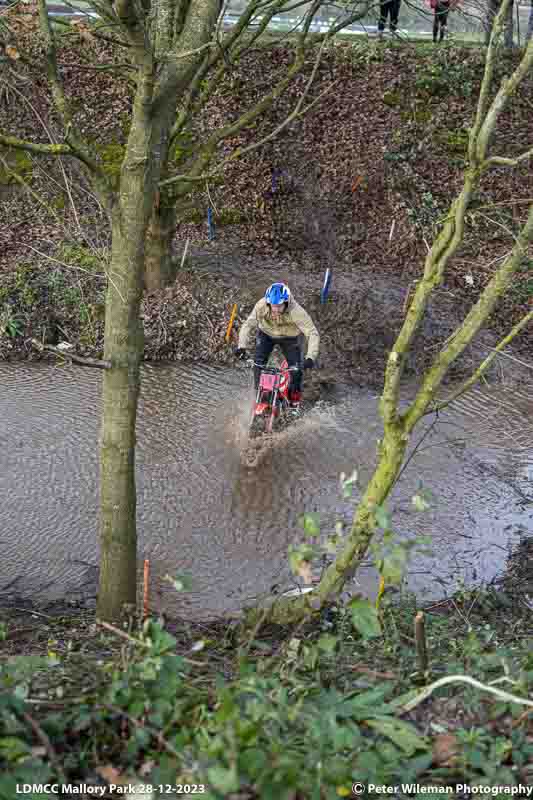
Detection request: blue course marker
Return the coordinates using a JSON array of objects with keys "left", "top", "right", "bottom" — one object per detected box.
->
[
  {"left": 321, "top": 268, "right": 332, "bottom": 303},
  {"left": 207, "top": 206, "right": 215, "bottom": 240}
]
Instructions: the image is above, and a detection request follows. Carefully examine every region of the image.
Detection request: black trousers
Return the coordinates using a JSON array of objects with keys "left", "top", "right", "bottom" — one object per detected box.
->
[
  {"left": 254, "top": 330, "right": 302, "bottom": 393},
  {"left": 378, "top": 0, "right": 401, "bottom": 32},
  {"left": 433, "top": 1, "right": 450, "bottom": 40}
]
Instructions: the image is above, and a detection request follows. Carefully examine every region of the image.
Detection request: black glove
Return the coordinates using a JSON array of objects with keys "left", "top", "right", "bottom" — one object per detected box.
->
[
  {"left": 304, "top": 358, "right": 315, "bottom": 369},
  {"left": 234, "top": 347, "right": 247, "bottom": 360}
]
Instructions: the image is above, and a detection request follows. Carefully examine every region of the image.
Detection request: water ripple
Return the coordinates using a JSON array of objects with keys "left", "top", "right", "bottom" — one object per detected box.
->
[{"left": 0, "top": 362, "right": 531, "bottom": 616}]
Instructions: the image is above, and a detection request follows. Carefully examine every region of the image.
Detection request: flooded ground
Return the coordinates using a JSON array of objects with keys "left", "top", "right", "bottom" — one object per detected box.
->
[{"left": 1, "top": 362, "right": 532, "bottom": 618}]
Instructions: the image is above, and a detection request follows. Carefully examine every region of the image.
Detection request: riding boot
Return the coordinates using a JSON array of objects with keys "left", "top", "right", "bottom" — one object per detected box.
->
[{"left": 289, "top": 389, "right": 302, "bottom": 408}]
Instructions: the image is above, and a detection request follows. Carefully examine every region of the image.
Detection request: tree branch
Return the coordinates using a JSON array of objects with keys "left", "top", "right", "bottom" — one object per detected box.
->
[
  {"left": 381, "top": 16, "right": 533, "bottom": 429},
  {"left": 56, "top": 17, "right": 133, "bottom": 48},
  {"left": 403, "top": 199, "right": 533, "bottom": 433},
  {"left": 114, "top": 0, "right": 140, "bottom": 30},
  {"left": 324, "top": 1, "right": 372, "bottom": 36},
  {"left": 31, "top": 339, "right": 111, "bottom": 369},
  {"left": 0, "top": 155, "right": 63, "bottom": 224},
  {"left": 476, "top": 34, "right": 533, "bottom": 164},
  {"left": 426, "top": 309, "right": 533, "bottom": 416},
  {"left": 0, "top": 133, "right": 71, "bottom": 156},
  {"left": 68, "top": 0, "right": 116, "bottom": 22},
  {"left": 161, "top": 76, "right": 337, "bottom": 189},
  {"left": 162, "top": 2, "right": 328, "bottom": 191},
  {"left": 37, "top": 0, "right": 73, "bottom": 126},
  {"left": 168, "top": 0, "right": 289, "bottom": 145},
  {"left": 34, "top": 0, "right": 113, "bottom": 201},
  {"left": 468, "top": 0, "right": 511, "bottom": 163},
  {"left": 485, "top": 143, "right": 533, "bottom": 168}
]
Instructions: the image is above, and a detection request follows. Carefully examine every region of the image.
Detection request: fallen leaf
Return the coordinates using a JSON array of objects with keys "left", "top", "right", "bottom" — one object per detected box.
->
[
  {"left": 433, "top": 733, "right": 460, "bottom": 767},
  {"left": 96, "top": 764, "right": 121, "bottom": 784}
]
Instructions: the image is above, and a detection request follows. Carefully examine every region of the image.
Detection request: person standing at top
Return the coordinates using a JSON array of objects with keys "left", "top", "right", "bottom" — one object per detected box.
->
[
  {"left": 378, "top": 0, "right": 402, "bottom": 37},
  {"left": 431, "top": 0, "right": 458, "bottom": 42}
]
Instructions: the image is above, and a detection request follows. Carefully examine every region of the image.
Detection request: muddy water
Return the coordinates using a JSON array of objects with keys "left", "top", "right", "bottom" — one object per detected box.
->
[{"left": 1, "top": 362, "right": 532, "bottom": 618}]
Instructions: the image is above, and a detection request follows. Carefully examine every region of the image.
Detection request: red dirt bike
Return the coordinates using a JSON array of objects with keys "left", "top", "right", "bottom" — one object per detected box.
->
[{"left": 249, "top": 351, "right": 301, "bottom": 438}]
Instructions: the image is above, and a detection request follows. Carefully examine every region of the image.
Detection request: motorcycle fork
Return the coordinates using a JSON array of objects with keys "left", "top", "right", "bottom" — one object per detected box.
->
[{"left": 267, "top": 388, "right": 279, "bottom": 434}]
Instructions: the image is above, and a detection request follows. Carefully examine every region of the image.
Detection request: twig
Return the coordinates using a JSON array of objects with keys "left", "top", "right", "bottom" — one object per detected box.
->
[
  {"left": 481, "top": 344, "right": 533, "bottom": 372},
  {"left": 239, "top": 606, "right": 270, "bottom": 657},
  {"left": 24, "top": 244, "right": 105, "bottom": 278},
  {"left": 30, "top": 340, "right": 111, "bottom": 370},
  {"left": 4, "top": 626, "right": 40, "bottom": 638},
  {"left": 350, "top": 665, "right": 396, "bottom": 680},
  {"left": 394, "top": 414, "right": 439, "bottom": 486},
  {"left": 512, "top": 707, "right": 533, "bottom": 728},
  {"left": 0, "top": 156, "right": 63, "bottom": 225},
  {"left": 10, "top": 607, "right": 54, "bottom": 619},
  {"left": 398, "top": 674, "right": 533, "bottom": 715},
  {"left": 97, "top": 618, "right": 141, "bottom": 646},
  {"left": 100, "top": 704, "right": 180, "bottom": 758},
  {"left": 61, "top": 61, "right": 136, "bottom": 72},
  {"left": 22, "top": 711, "right": 67, "bottom": 782},
  {"left": 427, "top": 310, "right": 533, "bottom": 416},
  {"left": 179, "top": 238, "right": 190, "bottom": 270},
  {"left": 402, "top": 279, "right": 419, "bottom": 315},
  {"left": 97, "top": 619, "right": 205, "bottom": 666},
  {"left": 414, "top": 611, "right": 428, "bottom": 673},
  {"left": 205, "top": 180, "right": 218, "bottom": 215},
  {"left": 25, "top": 698, "right": 82, "bottom": 707}
]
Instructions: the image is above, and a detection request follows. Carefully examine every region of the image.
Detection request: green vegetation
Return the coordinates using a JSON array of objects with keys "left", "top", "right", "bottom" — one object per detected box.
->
[
  {"left": 216, "top": 208, "right": 252, "bottom": 225},
  {"left": 1, "top": 580, "right": 532, "bottom": 797},
  {"left": 414, "top": 60, "right": 476, "bottom": 99},
  {"left": 0, "top": 243, "right": 107, "bottom": 357},
  {"left": 0, "top": 305, "right": 23, "bottom": 339}
]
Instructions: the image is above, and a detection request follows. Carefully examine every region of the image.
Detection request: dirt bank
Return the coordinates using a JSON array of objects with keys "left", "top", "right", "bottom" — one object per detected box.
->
[{"left": 1, "top": 31, "right": 532, "bottom": 386}]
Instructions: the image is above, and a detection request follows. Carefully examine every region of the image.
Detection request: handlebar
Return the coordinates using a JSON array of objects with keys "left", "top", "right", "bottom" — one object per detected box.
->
[{"left": 252, "top": 362, "right": 302, "bottom": 372}]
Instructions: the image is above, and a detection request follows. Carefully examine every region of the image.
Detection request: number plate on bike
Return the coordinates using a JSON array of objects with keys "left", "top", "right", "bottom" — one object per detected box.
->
[{"left": 259, "top": 373, "right": 278, "bottom": 390}]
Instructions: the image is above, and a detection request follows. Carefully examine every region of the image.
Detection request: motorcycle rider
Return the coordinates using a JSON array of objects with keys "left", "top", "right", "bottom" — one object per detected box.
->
[{"left": 235, "top": 282, "right": 319, "bottom": 409}]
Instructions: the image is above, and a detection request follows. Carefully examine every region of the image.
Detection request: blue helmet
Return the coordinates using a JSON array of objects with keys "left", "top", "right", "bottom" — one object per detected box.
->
[{"left": 265, "top": 282, "right": 291, "bottom": 305}]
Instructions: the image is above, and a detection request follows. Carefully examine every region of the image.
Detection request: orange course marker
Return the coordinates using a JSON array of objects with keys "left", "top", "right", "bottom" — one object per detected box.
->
[{"left": 225, "top": 303, "right": 237, "bottom": 343}]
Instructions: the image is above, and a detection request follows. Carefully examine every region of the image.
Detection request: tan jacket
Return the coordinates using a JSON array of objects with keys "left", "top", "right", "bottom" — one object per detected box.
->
[{"left": 238, "top": 297, "right": 320, "bottom": 360}]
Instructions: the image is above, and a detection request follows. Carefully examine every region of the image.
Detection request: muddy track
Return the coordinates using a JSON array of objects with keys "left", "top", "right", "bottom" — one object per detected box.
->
[{"left": 168, "top": 244, "right": 521, "bottom": 390}]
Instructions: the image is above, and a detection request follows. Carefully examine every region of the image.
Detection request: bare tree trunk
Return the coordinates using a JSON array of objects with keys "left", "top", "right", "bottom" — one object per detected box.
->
[
  {"left": 97, "top": 224, "right": 144, "bottom": 619},
  {"left": 97, "top": 66, "right": 158, "bottom": 621},
  {"left": 144, "top": 199, "right": 177, "bottom": 291},
  {"left": 527, "top": 0, "right": 533, "bottom": 41}
]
